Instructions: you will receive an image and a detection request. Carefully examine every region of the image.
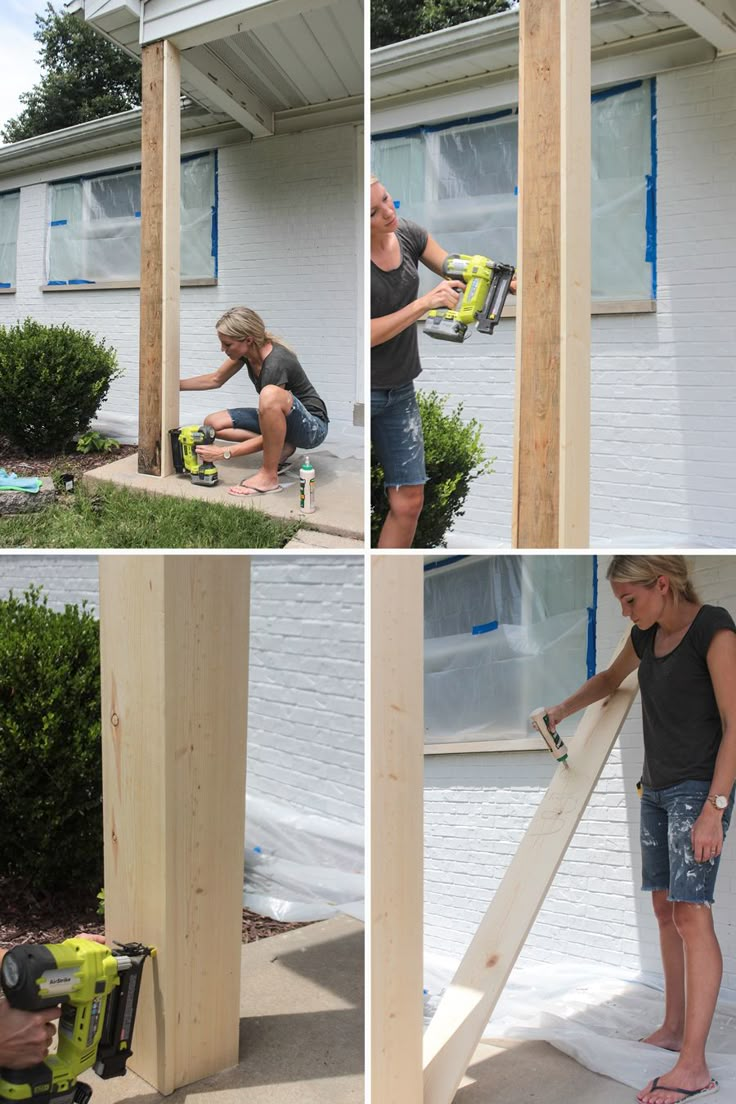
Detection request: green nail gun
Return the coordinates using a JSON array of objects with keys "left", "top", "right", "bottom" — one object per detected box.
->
[
  {"left": 425, "top": 253, "right": 516, "bottom": 342},
  {"left": 169, "top": 425, "right": 218, "bottom": 486},
  {"left": 0, "top": 937, "right": 155, "bottom": 1104}
]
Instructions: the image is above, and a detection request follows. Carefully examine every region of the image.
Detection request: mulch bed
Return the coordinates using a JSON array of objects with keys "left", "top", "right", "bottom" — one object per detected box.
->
[
  {"left": 0, "top": 436, "right": 137, "bottom": 483},
  {"left": 0, "top": 881, "right": 309, "bottom": 949}
]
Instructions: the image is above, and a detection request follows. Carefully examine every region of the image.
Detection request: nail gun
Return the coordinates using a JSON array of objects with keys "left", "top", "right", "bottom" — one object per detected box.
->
[
  {"left": 169, "top": 425, "right": 218, "bottom": 487},
  {"left": 0, "top": 937, "right": 155, "bottom": 1104},
  {"left": 424, "top": 253, "right": 516, "bottom": 342}
]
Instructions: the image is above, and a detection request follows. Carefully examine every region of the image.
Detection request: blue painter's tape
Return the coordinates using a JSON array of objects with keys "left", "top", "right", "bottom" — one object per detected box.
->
[
  {"left": 374, "top": 107, "right": 516, "bottom": 143},
  {"left": 424, "top": 555, "right": 467, "bottom": 573},
  {"left": 648, "top": 79, "right": 658, "bottom": 299},
  {"left": 0, "top": 282, "right": 11, "bottom": 288},
  {"left": 50, "top": 219, "right": 67, "bottom": 226},
  {"left": 69, "top": 279, "right": 95, "bottom": 284},
  {"left": 212, "top": 151, "right": 219, "bottom": 275},
  {"left": 134, "top": 211, "right": 141, "bottom": 218},
  {"left": 472, "top": 620, "right": 498, "bottom": 636},
  {"left": 47, "top": 280, "right": 67, "bottom": 285},
  {"left": 591, "top": 79, "right": 643, "bottom": 103},
  {"left": 587, "top": 555, "right": 598, "bottom": 678}
]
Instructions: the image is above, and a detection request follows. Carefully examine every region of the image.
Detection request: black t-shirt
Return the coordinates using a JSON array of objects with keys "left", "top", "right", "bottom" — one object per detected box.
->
[
  {"left": 244, "top": 344, "right": 328, "bottom": 423},
  {"left": 631, "top": 604, "right": 736, "bottom": 789},
  {"left": 371, "top": 218, "right": 429, "bottom": 390}
]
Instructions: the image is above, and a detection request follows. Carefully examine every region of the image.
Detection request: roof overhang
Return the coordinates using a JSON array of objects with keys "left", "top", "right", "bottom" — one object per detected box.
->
[
  {"left": 371, "top": 0, "right": 727, "bottom": 132},
  {"left": 69, "top": 0, "right": 363, "bottom": 139}
]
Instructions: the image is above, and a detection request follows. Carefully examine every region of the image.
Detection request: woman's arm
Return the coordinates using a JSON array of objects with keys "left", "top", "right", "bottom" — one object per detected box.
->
[
  {"left": 195, "top": 436, "right": 265, "bottom": 463},
  {"left": 691, "top": 629, "right": 736, "bottom": 861},
  {"left": 180, "top": 357, "right": 242, "bottom": 391},
  {"left": 371, "top": 233, "right": 465, "bottom": 348},
  {"left": 546, "top": 635, "right": 640, "bottom": 730}
]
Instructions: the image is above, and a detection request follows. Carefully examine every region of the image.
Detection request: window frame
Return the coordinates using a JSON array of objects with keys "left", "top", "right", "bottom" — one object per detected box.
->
[{"left": 0, "top": 189, "right": 21, "bottom": 293}]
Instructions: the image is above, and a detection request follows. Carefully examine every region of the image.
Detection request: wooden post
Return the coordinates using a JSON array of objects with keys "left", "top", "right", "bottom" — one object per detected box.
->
[
  {"left": 139, "top": 40, "right": 181, "bottom": 477},
  {"left": 512, "top": 0, "right": 591, "bottom": 547},
  {"left": 422, "top": 635, "right": 638, "bottom": 1104},
  {"left": 99, "top": 556, "right": 250, "bottom": 1094},
  {"left": 370, "top": 556, "right": 424, "bottom": 1104}
]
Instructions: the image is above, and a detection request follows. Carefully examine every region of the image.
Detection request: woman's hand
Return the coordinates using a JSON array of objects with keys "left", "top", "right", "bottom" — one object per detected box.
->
[
  {"left": 691, "top": 805, "right": 724, "bottom": 863},
  {"left": 420, "top": 279, "right": 465, "bottom": 313},
  {"left": 195, "top": 445, "right": 226, "bottom": 462},
  {"left": 0, "top": 1003, "right": 61, "bottom": 1068},
  {"left": 543, "top": 706, "right": 565, "bottom": 732},
  {"left": 509, "top": 274, "right": 518, "bottom": 295}
]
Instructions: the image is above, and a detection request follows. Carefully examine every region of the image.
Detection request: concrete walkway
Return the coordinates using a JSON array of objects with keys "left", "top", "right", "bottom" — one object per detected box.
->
[
  {"left": 83, "top": 450, "right": 364, "bottom": 543},
  {"left": 86, "top": 915, "right": 364, "bottom": 1104},
  {"left": 461, "top": 1037, "right": 636, "bottom": 1103}
]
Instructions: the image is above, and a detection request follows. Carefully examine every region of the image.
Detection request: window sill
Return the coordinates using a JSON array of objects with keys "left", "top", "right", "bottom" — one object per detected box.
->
[
  {"left": 42, "top": 278, "right": 218, "bottom": 292},
  {"left": 502, "top": 299, "right": 656, "bottom": 318},
  {"left": 0, "top": 287, "right": 15, "bottom": 294},
  {"left": 425, "top": 737, "right": 544, "bottom": 755}
]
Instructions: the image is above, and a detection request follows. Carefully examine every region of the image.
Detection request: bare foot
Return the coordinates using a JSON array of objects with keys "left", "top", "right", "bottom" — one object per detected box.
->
[
  {"left": 637, "top": 1061, "right": 716, "bottom": 1104},
  {"left": 640, "top": 1026, "right": 683, "bottom": 1052}
]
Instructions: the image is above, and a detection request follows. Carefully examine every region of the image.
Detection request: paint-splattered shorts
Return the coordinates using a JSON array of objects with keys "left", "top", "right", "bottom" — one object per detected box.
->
[
  {"left": 228, "top": 395, "right": 328, "bottom": 450},
  {"left": 640, "top": 780, "right": 735, "bottom": 904},
  {"left": 371, "top": 383, "right": 428, "bottom": 488}
]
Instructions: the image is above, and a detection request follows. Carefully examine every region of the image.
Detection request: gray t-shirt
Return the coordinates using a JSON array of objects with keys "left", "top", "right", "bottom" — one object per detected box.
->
[
  {"left": 631, "top": 604, "right": 736, "bottom": 789},
  {"left": 244, "top": 343, "right": 328, "bottom": 422},
  {"left": 371, "top": 218, "right": 429, "bottom": 390}
]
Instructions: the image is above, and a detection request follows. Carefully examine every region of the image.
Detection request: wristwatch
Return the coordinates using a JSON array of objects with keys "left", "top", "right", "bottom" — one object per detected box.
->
[
  {"left": 223, "top": 450, "right": 232, "bottom": 460},
  {"left": 708, "top": 794, "right": 728, "bottom": 811}
]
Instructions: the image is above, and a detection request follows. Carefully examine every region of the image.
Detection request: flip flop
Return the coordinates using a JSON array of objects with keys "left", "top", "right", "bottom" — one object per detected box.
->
[
  {"left": 228, "top": 481, "right": 283, "bottom": 498},
  {"left": 277, "top": 458, "right": 294, "bottom": 474},
  {"left": 637, "top": 1077, "right": 719, "bottom": 1102}
]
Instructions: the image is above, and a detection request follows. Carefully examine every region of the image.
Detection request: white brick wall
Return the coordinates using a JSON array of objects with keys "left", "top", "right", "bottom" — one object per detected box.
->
[
  {"left": 0, "top": 554, "right": 364, "bottom": 827},
  {"left": 411, "top": 55, "right": 736, "bottom": 547},
  {"left": 424, "top": 555, "right": 736, "bottom": 1002},
  {"left": 0, "top": 123, "right": 363, "bottom": 458}
]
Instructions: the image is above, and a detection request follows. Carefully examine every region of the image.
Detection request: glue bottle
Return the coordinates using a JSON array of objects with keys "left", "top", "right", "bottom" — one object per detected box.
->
[
  {"left": 529, "top": 707, "right": 569, "bottom": 764},
  {"left": 299, "top": 456, "right": 315, "bottom": 514}
]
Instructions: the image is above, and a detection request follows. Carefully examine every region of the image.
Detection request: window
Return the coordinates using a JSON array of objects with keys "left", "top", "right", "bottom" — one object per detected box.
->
[
  {"left": 423, "top": 556, "right": 596, "bottom": 749},
  {"left": 0, "top": 191, "right": 20, "bottom": 289},
  {"left": 47, "top": 152, "right": 217, "bottom": 286},
  {"left": 372, "top": 80, "right": 656, "bottom": 302}
]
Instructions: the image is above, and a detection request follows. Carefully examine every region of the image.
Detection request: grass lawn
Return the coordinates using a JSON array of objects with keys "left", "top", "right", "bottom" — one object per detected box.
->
[{"left": 0, "top": 482, "right": 300, "bottom": 549}]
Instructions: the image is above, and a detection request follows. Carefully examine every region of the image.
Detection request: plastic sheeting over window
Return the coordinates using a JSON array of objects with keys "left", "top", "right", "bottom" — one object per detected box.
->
[
  {"left": 47, "top": 152, "right": 217, "bottom": 285},
  {"left": 423, "top": 556, "right": 595, "bottom": 745},
  {"left": 0, "top": 191, "right": 20, "bottom": 287},
  {"left": 372, "top": 80, "right": 654, "bottom": 301}
]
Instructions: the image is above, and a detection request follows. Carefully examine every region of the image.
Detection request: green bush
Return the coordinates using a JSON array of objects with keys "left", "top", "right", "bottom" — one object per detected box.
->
[
  {"left": 0, "top": 586, "right": 103, "bottom": 894},
  {"left": 0, "top": 318, "right": 121, "bottom": 454},
  {"left": 371, "top": 389, "right": 493, "bottom": 547}
]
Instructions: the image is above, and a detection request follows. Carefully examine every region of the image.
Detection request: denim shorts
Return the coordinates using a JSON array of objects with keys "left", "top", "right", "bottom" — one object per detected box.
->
[
  {"left": 371, "top": 382, "right": 427, "bottom": 489},
  {"left": 640, "top": 779, "right": 735, "bottom": 905},
  {"left": 228, "top": 395, "right": 328, "bottom": 450}
]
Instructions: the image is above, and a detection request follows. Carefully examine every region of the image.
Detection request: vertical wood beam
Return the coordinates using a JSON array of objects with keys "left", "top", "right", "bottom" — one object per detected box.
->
[
  {"left": 512, "top": 0, "right": 591, "bottom": 547},
  {"left": 370, "top": 556, "right": 424, "bottom": 1104},
  {"left": 99, "top": 556, "right": 250, "bottom": 1094},
  {"left": 423, "top": 635, "right": 638, "bottom": 1104},
  {"left": 139, "top": 41, "right": 181, "bottom": 477}
]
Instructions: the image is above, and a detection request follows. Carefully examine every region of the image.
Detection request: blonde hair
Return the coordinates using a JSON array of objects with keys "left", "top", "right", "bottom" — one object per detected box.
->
[
  {"left": 606, "top": 555, "right": 699, "bottom": 605},
  {"left": 370, "top": 173, "right": 379, "bottom": 185},
  {"left": 215, "top": 307, "right": 292, "bottom": 352}
]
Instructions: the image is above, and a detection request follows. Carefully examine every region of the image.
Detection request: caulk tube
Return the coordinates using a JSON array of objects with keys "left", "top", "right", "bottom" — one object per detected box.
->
[{"left": 529, "top": 707, "right": 569, "bottom": 764}]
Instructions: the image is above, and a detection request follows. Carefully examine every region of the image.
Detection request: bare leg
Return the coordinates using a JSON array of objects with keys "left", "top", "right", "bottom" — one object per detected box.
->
[
  {"left": 228, "top": 387, "right": 292, "bottom": 495},
  {"left": 641, "top": 891, "right": 685, "bottom": 1051},
  {"left": 638, "top": 901, "right": 721, "bottom": 1104},
  {"left": 377, "top": 485, "right": 424, "bottom": 548},
  {"left": 204, "top": 410, "right": 295, "bottom": 464}
]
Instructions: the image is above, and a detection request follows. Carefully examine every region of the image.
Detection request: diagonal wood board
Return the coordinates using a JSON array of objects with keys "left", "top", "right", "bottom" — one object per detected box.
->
[{"left": 423, "top": 636, "right": 640, "bottom": 1104}]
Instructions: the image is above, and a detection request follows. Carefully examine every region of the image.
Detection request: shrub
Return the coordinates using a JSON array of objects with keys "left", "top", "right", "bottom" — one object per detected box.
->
[
  {"left": 371, "top": 389, "right": 493, "bottom": 548},
  {"left": 0, "top": 318, "right": 121, "bottom": 454},
  {"left": 0, "top": 586, "right": 103, "bottom": 894}
]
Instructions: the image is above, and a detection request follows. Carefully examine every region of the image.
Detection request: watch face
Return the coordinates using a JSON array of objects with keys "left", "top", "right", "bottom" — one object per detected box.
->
[
  {"left": 223, "top": 451, "right": 231, "bottom": 460},
  {"left": 715, "top": 795, "right": 728, "bottom": 810}
]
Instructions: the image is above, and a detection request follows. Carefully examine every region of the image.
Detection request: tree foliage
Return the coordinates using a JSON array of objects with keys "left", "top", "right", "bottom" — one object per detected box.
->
[
  {"left": 2, "top": 3, "right": 141, "bottom": 144},
  {"left": 372, "top": 0, "right": 516, "bottom": 48}
]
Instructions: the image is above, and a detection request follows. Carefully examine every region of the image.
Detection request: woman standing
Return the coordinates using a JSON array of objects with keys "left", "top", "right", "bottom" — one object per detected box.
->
[
  {"left": 370, "top": 177, "right": 464, "bottom": 547},
  {"left": 547, "top": 556, "right": 736, "bottom": 1104},
  {"left": 181, "top": 307, "right": 328, "bottom": 498}
]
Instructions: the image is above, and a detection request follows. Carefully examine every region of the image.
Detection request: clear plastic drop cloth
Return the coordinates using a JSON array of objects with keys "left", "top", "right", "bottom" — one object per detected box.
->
[
  {"left": 243, "top": 794, "right": 364, "bottom": 923},
  {"left": 423, "top": 556, "right": 593, "bottom": 744},
  {"left": 424, "top": 954, "right": 736, "bottom": 1093},
  {"left": 0, "top": 191, "right": 19, "bottom": 285}
]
